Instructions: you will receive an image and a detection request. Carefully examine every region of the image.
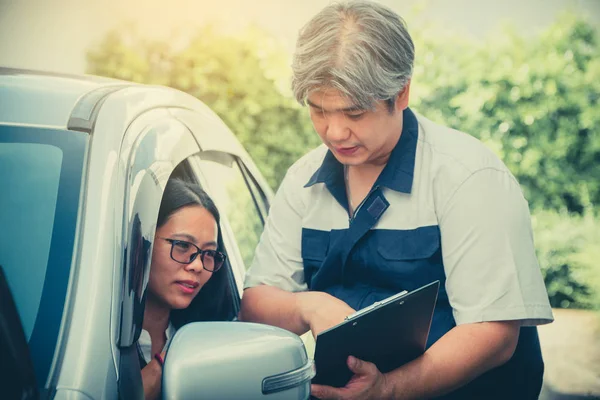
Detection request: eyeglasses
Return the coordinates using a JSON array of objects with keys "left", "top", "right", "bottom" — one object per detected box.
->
[{"left": 161, "top": 238, "right": 226, "bottom": 272}]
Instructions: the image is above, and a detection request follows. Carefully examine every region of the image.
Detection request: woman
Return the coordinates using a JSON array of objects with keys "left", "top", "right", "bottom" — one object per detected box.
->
[{"left": 139, "top": 179, "right": 233, "bottom": 399}]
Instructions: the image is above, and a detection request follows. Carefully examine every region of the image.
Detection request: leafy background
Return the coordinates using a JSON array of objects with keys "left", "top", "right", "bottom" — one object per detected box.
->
[{"left": 86, "top": 12, "right": 600, "bottom": 310}]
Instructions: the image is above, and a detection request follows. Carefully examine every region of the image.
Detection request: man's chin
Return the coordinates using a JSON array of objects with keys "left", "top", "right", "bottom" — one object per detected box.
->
[{"left": 331, "top": 152, "right": 366, "bottom": 166}]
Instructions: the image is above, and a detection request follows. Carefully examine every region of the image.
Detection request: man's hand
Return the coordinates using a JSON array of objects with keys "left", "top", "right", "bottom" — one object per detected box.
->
[
  {"left": 296, "top": 291, "right": 355, "bottom": 337},
  {"left": 241, "top": 286, "right": 354, "bottom": 336},
  {"left": 311, "top": 356, "right": 392, "bottom": 400}
]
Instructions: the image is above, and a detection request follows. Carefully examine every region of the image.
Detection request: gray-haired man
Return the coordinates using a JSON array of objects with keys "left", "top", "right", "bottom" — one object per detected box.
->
[{"left": 241, "top": 1, "right": 553, "bottom": 399}]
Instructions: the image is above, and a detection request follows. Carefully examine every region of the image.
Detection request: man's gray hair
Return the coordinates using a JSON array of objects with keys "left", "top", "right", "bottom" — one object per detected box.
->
[{"left": 291, "top": 0, "right": 415, "bottom": 111}]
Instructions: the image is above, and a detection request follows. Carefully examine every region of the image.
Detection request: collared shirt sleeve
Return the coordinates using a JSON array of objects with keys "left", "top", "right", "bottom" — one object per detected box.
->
[
  {"left": 438, "top": 167, "right": 554, "bottom": 326},
  {"left": 244, "top": 166, "right": 308, "bottom": 292}
]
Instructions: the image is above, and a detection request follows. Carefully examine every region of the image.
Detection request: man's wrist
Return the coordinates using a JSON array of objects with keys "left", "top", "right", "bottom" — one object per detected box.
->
[
  {"left": 381, "top": 372, "right": 397, "bottom": 400},
  {"left": 295, "top": 291, "right": 315, "bottom": 327},
  {"left": 295, "top": 291, "right": 325, "bottom": 326}
]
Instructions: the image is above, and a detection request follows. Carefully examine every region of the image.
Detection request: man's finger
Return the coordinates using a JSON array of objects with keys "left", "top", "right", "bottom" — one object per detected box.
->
[
  {"left": 347, "top": 356, "right": 376, "bottom": 375},
  {"left": 311, "top": 383, "right": 343, "bottom": 400}
]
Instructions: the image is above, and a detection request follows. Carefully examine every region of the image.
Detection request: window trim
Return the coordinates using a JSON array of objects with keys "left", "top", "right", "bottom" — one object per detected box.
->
[
  {"left": 235, "top": 158, "right": 270, "bottom": 224},
  {"left": 118, "top": 118, "right": 201, "bottom": 348}
]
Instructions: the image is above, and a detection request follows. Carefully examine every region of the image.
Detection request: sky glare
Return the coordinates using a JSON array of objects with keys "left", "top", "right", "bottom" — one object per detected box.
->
[{"left": 0, "top": 0, "right": 598, "bottom": 74}]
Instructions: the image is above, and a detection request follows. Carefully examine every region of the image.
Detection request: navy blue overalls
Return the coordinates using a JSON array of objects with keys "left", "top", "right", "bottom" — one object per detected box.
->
[{"left": 302, "top": 108, "right": 544, "bottom": 399}]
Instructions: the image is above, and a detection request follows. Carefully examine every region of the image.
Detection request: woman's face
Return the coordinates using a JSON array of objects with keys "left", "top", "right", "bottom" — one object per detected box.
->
[{"left": 149, "top": 205, "right": 218, "bottom": 310}]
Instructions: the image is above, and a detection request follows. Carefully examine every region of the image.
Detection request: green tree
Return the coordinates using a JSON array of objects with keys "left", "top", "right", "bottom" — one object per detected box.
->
[
  {"left": 411, "top": 14, "right": 600, "bottom": 214},
  {"left": 532, "top": 209, "right": 600, "bottom": 309},
  {"left": 86, "top": 25, "right": 319, "bottom": 190}
]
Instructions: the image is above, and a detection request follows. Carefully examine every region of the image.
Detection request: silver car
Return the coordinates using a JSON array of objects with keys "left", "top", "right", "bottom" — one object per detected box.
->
[{"left": 0, "top": 67, "right": 314, "bottom": 400}]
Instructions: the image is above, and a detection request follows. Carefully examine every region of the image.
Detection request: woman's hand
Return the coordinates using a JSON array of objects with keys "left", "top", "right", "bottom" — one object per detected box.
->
[
  {"left": 142, "top": 351, "right": 166, "bottom": 400},
  {"left": 311, "top": 356, "right": 392, "bottom": 400},
  {"left": 296, "top": 291, "right": 355, "bottom": 337}
]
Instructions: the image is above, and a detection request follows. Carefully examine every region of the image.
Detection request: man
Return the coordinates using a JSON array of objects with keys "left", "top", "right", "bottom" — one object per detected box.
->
[{"left": 241, "top": 1, "right": 553, "bottom": 399}]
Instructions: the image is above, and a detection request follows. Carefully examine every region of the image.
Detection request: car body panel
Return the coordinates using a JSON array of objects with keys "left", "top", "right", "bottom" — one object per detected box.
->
[
  {"left": 1, "top": 68, "right": 295, "bottom": 400},
  {"left": 0, "top": 68, "right": 124, "bottom": 128}
]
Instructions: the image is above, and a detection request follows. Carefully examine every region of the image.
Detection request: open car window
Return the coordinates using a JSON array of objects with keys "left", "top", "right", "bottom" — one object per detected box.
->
[
  {"left": 168, "top": 159, "right": 240, "bottom": 321},
  {"left": 190, "top": 152, "right": 268, "bottom": 273}
]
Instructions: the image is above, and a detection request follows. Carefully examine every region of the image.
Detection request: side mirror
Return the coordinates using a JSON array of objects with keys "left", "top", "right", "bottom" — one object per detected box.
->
[
  {"left": 163, "top": 322, "right": 315, "bottom": 400},
  {"left": 0, "top": 265, "right": 38, "bottom": 400}
]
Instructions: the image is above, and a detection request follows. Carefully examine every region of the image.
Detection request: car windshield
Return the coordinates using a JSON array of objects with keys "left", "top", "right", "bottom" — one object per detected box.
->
[{"left": 0, "top": 124, "right": 87, "bottom": 388}]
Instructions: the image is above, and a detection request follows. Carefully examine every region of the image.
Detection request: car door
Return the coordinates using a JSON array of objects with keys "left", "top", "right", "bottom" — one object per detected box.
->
[
  {"left": 115, "top": 111, "right": 202, "bottom": 399},
  {"left": 116, "top": 106, "right": 271, "bottom": 399}
]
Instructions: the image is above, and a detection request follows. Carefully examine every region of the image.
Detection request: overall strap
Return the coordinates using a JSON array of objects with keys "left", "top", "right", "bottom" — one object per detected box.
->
[{"left": 310, "top": 188, "right": 389, "bottom": 291}]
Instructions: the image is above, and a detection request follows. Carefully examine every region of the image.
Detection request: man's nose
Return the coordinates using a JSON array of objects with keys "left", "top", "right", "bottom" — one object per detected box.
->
[{"left": 325, "top": 115, "right": 351, "bottom": 142}]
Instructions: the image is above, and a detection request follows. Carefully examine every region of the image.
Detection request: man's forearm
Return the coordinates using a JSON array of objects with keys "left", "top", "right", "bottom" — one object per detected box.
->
[
  {"left": 384, "top": 320, "right": 521, "bottom": 400},
  {"left": 240, "top": 285, "right": 310, "bottom": 335}
]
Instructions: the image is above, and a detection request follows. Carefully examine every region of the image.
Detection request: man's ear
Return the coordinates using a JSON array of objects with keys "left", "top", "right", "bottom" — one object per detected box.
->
[{"left": 396, "top": 80, "right": 411, "bottom": 111}]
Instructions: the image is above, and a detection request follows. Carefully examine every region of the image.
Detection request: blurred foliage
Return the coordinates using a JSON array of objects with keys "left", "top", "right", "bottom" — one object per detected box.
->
[
  {"left": 411, "top": 13, "right": 600, "bottom": 214},
  {"left": 532, "top": 209, "right": 600, "bottom": 309},
  {"left": 86, "top": 13, "right": 599, "bottom": 308},
  {"left": 224, "top": 179, "right": 264, "bottom": 270},
  {"left": 87, "top": 25, "right": 319, "bottom": 189}
]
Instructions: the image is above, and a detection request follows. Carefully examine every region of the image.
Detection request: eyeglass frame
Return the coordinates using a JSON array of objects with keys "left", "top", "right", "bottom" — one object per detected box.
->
[{"left": 160, "top": 237, "right": 226, "bottom": 272}]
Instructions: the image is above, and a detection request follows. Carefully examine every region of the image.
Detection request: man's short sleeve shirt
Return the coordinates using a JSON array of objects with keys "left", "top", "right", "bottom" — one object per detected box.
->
[{"left": 245, "top": 109, "right": 553, "bottom": 326}]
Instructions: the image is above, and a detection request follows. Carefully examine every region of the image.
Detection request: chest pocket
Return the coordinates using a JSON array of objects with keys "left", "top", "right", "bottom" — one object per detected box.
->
[
  {"left": 301, "top": 229, "right": 330, "bottom": 288},
  {"left": 373, "top": 225, "right": 443, "bottom": 291}
]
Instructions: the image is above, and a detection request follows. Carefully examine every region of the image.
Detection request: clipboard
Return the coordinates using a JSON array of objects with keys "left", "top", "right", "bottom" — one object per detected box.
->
[{"left": 312, "top": 280, "right": 440, "bottom": 388}]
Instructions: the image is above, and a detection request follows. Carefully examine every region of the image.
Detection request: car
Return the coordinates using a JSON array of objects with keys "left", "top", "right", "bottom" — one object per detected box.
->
[{"left": 0, "top": 67, "right": 314, "bottom": 400}]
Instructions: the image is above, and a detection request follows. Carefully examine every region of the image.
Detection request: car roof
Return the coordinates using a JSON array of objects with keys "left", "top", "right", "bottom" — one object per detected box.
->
[
  {"left": 0, "top": 67, "right": 132, "bottom": 128},
  {"left": 0, "top": 67, "right": 252, "bottom": 161}
]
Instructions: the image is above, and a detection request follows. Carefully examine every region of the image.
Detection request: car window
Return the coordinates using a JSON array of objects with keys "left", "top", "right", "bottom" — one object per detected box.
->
[
  {"left": 1, "top": 142, "right": 61, "bottom": 339},
  {"left": 194, "top": 152, "right": 268, "bottom": 270},
  {"left": 0, "top": 124, "right": 87, "bottom": 386}
]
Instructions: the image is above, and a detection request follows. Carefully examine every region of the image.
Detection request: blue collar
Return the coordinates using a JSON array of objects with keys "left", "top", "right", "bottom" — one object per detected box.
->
[{"left": 305, "top": 107, "right": 419, "bottom": 196}]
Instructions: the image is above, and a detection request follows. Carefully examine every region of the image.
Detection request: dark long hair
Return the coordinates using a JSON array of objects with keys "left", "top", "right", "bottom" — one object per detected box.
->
[{"left": 155, "top": 179, "right": 234, "bottom": 329}]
